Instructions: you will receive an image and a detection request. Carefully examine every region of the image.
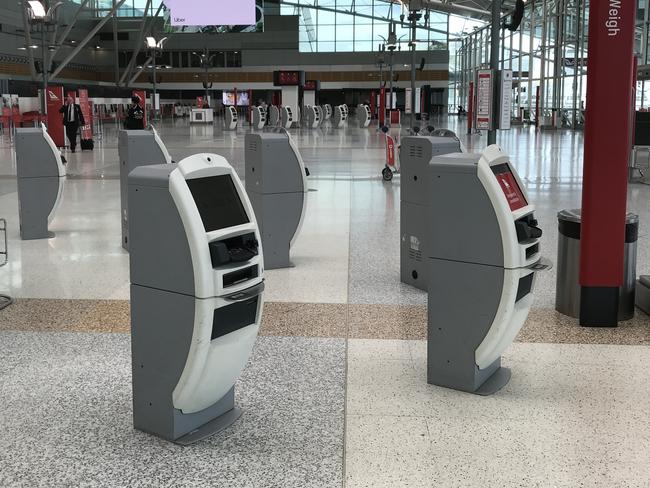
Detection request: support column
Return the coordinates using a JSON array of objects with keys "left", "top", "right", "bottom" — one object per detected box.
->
[
  {"left": 579, "top": 0, "right": 636, "bottom": 326},
  {"left": 488, "top": 0, "right": 501, "bottom": 145}
]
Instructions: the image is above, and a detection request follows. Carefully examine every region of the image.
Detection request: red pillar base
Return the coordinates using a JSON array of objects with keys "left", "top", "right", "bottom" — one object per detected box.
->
[{"left": 579, "top": 286, "right": 619, "bottom": 327}]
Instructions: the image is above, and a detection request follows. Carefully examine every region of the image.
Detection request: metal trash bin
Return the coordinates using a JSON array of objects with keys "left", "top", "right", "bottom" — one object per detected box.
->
[{"left": 555, "top": 209, "right": 639, "bottom": 320}]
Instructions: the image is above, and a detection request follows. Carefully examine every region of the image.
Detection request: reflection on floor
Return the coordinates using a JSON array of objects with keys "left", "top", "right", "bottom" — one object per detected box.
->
[{"left": 1, "top": 116, "right": 649, "bottom": 486}]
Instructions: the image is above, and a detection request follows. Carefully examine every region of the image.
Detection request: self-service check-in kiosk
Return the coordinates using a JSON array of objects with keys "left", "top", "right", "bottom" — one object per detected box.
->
[
  {"left": 323, "top": 104, "right": 332, "bottom": 121},
  {"left": 245, "top": 131, "right": 307, "bottom": 269},
  {"left": 119, "top": 126, "right": 173, "bottom": 250},
  {"left": 357, "top": 104, "right": 372, "bottom": 128},
  {"left": 269, "top": 105, "right": 280, "bottom": 126},
  {"left": 427, "top": 145, "right": 548, "bottom": 395},
  {"left": 307, "top": 105, "right": 322, "bottom": 129},
  {"left": 15, "top": 124, "right": 66, "bottom": 240},
  {"left": 281, "top": 106, "right": 294, "bottom": 129},
  {"left": 253, "top": 106, "right": 267, "bottom": 130},
  {"left": 333, "top": 105, "right": 347, "bottom": 128},
  {"left": 129, "top": 153, "right": 264, "bottom": 444},
  {"left": 400, "top": 136, "right": 462, "bottom": 290},
  {"left": 225, "top": 106, "right": 238, "bottom": 130}
]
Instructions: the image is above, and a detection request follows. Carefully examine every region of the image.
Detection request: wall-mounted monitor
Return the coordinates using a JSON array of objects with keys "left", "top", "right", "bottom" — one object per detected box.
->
[
  {"left": 223, "top": 91, "right": 250, "bottom": 106},
  {"left": 162, "top": 0, "right": 264, "bottom": 33}
]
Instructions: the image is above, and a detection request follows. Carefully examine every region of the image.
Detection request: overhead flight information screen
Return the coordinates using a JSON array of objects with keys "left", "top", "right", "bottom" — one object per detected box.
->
[
  {"left": 491, "top": 163, "right": 528, "bottom": 211},
  {"left": 186, "top": 175, "right": 250, "bottom": 232}
]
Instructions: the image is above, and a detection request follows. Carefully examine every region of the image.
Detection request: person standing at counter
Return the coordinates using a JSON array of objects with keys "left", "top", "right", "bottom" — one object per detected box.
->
[
  {"left": 125, "top": 96, "right": 145, "bottom": 130},
  {"left": 59, "top": 95, "right": 85, "bottom": 153}
]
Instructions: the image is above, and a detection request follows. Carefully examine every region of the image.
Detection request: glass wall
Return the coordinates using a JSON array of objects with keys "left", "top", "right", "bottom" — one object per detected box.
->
[
  {"left": 279, "top": 0, "right": 448, "bottom": 53},
  {"left": 452, "top": 0, "right": 591, "bottom": 129}
]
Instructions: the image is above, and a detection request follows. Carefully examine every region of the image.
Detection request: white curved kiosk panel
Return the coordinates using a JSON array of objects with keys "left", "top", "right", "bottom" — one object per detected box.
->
[
  {"left": 253, "top": 106, "right": 267, "bottom": 129},
  {"left": 15, "top": 124, "right": 66, "bottom": 240},
  {"left": 357, "top": 104, "right": 371, "bottom": 128},
  {"left": 129, "top": 153, "right": 264, "bottom": 444},
  {"left": 268, "top": 105, "right": 280, "bottom": 126},
  {"left": 427, "top": 145, "right": 548, "bottom": 395},
  {"left": 225, "top": 106, "right": 238, "bottom": 130},
  {"left": 281, "top": 106, "right": 294, "bottom": 129}
]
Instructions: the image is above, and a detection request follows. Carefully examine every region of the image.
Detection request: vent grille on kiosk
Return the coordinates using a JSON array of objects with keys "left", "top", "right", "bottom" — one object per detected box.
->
[
  {"left": 247, "top": 140, "right": 259, "bottom": 152},
  {"left": 408, "top": 144, "right": 424, "bottom": 159}
]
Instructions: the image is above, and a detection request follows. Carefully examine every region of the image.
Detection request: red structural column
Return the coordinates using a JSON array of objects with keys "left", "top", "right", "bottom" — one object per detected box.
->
[{"left": 579, "top": 0, "right": 636, "bottom": 326}]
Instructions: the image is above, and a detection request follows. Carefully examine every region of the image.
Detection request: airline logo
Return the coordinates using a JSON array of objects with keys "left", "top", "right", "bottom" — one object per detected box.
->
[{"left": 48, "top": 90, "right": 59, "bottom": 101}]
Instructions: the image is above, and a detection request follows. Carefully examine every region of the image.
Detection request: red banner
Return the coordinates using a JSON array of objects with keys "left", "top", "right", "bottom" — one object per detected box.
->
[
  {"left": 132, "top": 90, "right": 147, "bottom": 127},
  {"left": 78, "top": 89, "right": 93, "bottom": 140},
  {"left": 196, "top": 96, "right": 204, "bottom": 107},
  {"left": 379, "top": 87, "right": 386, "bottom": 126},
  {"left": 46, "top": 86, "right": 65, "bottom": 147}
]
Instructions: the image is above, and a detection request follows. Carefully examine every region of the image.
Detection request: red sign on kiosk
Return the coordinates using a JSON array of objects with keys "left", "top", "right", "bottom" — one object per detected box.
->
[{"left": 491, "top": 163, "right": 527, "bottom": 211}]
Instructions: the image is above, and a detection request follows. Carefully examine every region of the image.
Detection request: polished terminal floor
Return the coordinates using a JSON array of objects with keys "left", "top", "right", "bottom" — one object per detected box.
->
[{"left": 1, "top": 116, "right": 649, "bottom": 487}]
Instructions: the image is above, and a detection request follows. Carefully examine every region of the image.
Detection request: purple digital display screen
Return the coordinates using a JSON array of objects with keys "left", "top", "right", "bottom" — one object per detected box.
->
[{"left": 165, "top": 0, "right": 256, "bottom": 27}]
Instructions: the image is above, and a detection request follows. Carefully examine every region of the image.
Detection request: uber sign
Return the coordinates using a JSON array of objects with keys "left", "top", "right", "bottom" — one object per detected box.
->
[{"left": 164, "top": 0, "right": 256, "bottom": 27}]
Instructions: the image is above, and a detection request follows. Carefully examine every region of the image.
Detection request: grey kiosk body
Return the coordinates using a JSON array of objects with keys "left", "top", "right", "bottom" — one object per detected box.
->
[
  {"left": 427, "top": 145, "right": 547, "bottom": 395},
  {"left": 119, "top": 128, "right": 172, "bottom": 250},
  {"left": 129, "top": 153, "right": 265, "bottom": 444},
  {"left": 245, "top": 131, "right": 307, "bottom": 270},
  {"left": 400, "top": 136, "right": 462, "bottom": 290},
  {"left": 15, "top": 125, "right": 66, "bottom": 240}
]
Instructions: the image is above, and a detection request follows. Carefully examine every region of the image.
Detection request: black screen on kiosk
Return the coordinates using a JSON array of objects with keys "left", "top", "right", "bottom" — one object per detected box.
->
[{"left": 186, "top": 175, "right": 249, "bottom": 232}]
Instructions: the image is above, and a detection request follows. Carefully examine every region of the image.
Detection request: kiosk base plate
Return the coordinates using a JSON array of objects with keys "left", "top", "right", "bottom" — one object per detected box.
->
[
  {"left": 474, "top": 367, "right": 511, "bottom": 396},
  {"left": 174, "top": 407, "right": 243, "bottom": 446}
]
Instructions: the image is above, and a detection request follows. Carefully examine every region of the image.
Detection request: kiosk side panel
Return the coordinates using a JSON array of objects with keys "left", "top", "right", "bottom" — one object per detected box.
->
[
  {"left": 128, "top": 174, "right": 195, "bottom": 296},
  {"left": 17, "top": 177, "right": 59, "bottom": 240},
  {"left": 428, "top": 171, "right": 504, "bottom": 267},
  {"left": 15, "top": 129, "right": 60, "bottom": 179},
  {"left": 427, "top": 258, "right": 504, "bottom": 391}
]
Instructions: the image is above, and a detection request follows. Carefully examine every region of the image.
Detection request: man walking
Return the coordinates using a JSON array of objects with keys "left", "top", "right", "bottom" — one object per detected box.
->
[{"left": 59, "top": 95, "right": 85, "bottom": 152}]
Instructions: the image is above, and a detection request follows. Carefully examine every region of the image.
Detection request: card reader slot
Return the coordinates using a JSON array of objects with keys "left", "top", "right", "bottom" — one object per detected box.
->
[{"left": 223, "top": 265, "right": 258, "bottom": 288}]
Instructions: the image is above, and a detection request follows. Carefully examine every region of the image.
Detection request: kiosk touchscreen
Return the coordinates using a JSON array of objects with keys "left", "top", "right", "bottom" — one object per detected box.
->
[
  {"left": 15, "top": 124, "right": 66, "bottom": 240},
  {"left": 281, "top": 106, "right": 294, "bottom": 129},
  {"left": 129, "top": 153, "right": 264, "bottom": 444},
  {"left": 427, "top": 145, "right": 548, "bottom": 395},
  {"left": 269, "top": 105, "right": 280, "bottom": 126},
  {"left": 245, "top": 130, "right": 308, "bottom": 269},
  {"left": 357, "top": 104, "right": 371, "bottom": 128},
  {"left": 225, "top": 106, "right": 238, "bottom": 130},
  {"left": 400, "top": 136, "right": 463, "bottom": 290},
  {"left": 253, "top": 106, "right": 267, "bottom": 130},
  {"left": 119, "top": 126, "right": 173, "bottom": 250}
]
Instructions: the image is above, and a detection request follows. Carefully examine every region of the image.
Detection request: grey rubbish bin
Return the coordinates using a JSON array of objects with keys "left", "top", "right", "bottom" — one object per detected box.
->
[{"left": 555, "top": 209, "right": 639, "bottom": 320}]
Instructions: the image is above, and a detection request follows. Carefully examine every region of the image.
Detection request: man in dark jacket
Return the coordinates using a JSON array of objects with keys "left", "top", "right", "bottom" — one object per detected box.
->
[
  {"left": 59, "top": 95, "right": 85, "bottom": 152},
  {"left": 125, "top": 96, "right": 145, "bottom": 130}
]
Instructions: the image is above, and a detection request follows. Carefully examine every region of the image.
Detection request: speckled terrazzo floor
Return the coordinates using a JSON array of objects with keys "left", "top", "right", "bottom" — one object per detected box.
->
[
  {"left": 2, "top": 119, "right": 650, "bottom": 486},
  {"left": 0, "top": 331, "right": 345, "bottom": 488},
  {"left": 2, "top": 299, "right": 649, "bottom": 345}
]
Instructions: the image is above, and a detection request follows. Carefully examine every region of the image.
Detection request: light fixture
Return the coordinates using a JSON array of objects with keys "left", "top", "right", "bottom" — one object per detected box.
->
[
  {"left": 27, "top": 0, "right": 46, "bottom": 19},
  {"left": 145, "top": 37, "right": 167, "bottom": 50},
  {"left": 26, "top": 0, "right": 63, "bottom": 23},
  {"left": 95, "top": 45, "right": 100, "bottom": 49},
  {"left": 17, "top": 46, "right": 27, "bottom": 51}
]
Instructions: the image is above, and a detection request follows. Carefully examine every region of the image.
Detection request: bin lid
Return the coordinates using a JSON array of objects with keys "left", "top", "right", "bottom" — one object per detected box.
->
[
  {"left": 557, "top": 208, "right": 639, "bottom": 224},
  {"left": 557, "top": 209, "right": 639, "bottom": 242}
]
